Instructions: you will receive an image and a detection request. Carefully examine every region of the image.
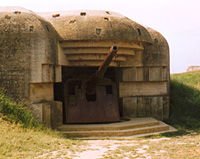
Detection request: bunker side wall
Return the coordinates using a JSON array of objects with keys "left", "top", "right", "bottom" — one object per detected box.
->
[
  {"left": 0, "top": 33, "right": 31, "bottom": 100},
  {"left": 120, "top": 39, "right": 170, "bottom": 121}
]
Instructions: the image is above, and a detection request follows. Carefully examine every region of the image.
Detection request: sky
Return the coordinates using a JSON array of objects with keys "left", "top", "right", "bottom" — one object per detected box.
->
[{"left": 0, "top": 0, "right": 200, "bottom": 73}]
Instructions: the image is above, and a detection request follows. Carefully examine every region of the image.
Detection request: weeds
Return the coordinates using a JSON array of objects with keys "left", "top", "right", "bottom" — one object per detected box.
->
[{"left": 0, "top": 91, "right": 40, "bottom": 128}]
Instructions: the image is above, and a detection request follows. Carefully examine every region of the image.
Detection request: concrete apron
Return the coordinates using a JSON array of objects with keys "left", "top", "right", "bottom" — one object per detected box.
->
[{"left": 57, "top": 117, "right": 177, "bottom": 139}]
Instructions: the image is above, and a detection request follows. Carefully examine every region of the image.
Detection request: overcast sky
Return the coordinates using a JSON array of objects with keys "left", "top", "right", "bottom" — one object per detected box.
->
[{"left": 0, "top": 0, "right": 200, "bottom": 73}]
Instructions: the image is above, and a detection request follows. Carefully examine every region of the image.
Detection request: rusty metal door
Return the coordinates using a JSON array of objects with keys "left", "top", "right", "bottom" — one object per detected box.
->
[{"left": 64, "top": 79, "right": 120, "bottom": 123}]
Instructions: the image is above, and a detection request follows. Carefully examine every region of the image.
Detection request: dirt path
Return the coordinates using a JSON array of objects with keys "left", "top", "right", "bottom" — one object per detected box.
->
[
  {"left": 73, "top": 140, "right": 122, "bottom": 159},
  {"left": 71, "top": 134, "right": 200, "bottom": 159},
  {"left": 72, "top": 139, "right": 170, "bottom": 159},
  {"left": 35, "top": 133, "right": 200, "bottom": 159}
]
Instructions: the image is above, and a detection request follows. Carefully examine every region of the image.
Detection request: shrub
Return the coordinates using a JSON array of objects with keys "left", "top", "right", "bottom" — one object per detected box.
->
[{"left": 0, "top": 91, "right": 40, "bottom": 128}]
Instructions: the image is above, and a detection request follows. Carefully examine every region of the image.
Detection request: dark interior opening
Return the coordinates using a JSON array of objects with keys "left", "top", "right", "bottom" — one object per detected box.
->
[
  {"left": 68, "top": 80, "right": 81, "bottom": 95},
  {"left": 68, "top": 85, "right": 75, "bottom": 95},
  {"left": 105, "top": 11, "right": 110, "bottom": 14},
  {"left": 80, "top": 12, "right": 86, "bottom": 16},
  {"left": 106, "top": 85, "right": 113, "bottom": 94},
  {"left": 60, "top": 67, "right": 123, "bottom": 123},
  {"left": 137, "top": 28, "right": 142, "bottom": 36},
  {"left": 53, "top": 82, "right": 63, "bottom": 101},
  {"left": 104, "top": 17, "right": 109, "bottom": 21},
  {"left": 86, "top": 93, "right": 97, "bottom": 101}
]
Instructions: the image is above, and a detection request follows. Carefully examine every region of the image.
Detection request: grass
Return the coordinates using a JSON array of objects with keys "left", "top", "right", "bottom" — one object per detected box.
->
[
  {"left": 168, "top": 71, "right": 200, "bottom": 132},
  {"left": 0, "top": 90, "right": 82, "bottom": 159},
  {"left": 0, "top": 116, "right": 82, "bottom": 159},
  {"left": 0, "top": 90, "right": 39, "bottom": 128}
]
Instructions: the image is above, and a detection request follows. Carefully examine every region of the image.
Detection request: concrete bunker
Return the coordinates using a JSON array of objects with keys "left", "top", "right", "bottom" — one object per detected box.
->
[{"left": 0, "top": 8, "right": 170, "bottom": 128}]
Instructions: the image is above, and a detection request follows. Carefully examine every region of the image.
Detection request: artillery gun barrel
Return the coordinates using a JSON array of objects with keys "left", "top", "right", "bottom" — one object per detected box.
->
[
  {"left": 96, "top": 45, "right": 118, "bottom": 79},
  {"left": 85, "top": 45, "right": 118, "bottom": 95}
]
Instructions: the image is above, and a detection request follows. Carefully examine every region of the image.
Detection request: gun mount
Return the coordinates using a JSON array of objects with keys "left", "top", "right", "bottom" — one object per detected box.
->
[{"left": 64, "top": 45, "right": 120, "bottom": 123}]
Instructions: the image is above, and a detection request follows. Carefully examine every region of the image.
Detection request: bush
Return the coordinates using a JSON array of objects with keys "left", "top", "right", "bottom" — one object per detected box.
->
[{"left": 0, "top": 91, "right": 40, "bottom": 128}]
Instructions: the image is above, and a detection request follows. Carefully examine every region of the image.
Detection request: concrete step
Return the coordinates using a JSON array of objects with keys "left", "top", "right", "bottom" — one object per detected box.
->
[
  {"left": 58, "top": 117, "right": 160, "bottom": 131},
  {"left": 61, "top": 123, "right": 169, "bottom": 138},
  {"left": 58, "top": 118, "right": 176, "bottom": 138}
]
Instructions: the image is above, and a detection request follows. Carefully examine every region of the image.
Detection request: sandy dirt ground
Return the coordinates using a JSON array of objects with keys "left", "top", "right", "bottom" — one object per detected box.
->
[{"left": 34, "top": 133, "right": 200, "bottom": 159}]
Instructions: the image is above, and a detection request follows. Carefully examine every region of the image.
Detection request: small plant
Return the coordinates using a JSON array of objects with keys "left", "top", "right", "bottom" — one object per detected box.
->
[{"left": 0, "top": 90, "right": 40, "bottom": 128}]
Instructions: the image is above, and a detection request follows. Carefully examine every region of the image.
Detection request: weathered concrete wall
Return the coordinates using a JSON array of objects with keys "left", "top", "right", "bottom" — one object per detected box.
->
[
  {"left": 44, "top": 10, "right": 152, "bottom": 43},
  {"left": 0, "top": 10, "right": 32, "bottom": 99},
  {"left": 42, "top": 11, "right": 152, "bottom": 68},
  {"left": 120, "top": 28, "right": 170, "bottom": 120},
  {"left": 0, "top": 8, "right": 56, "bottom": 98},
  {"left": 0, "top": 7, "right": 62, "bottom": 127}
]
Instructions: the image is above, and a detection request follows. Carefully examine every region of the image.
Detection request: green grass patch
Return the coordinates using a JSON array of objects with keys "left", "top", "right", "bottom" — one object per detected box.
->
[
  {"left": 169, "top": 71, "right": 200, "bottom": 132},
  {"left": 0, "top": 116, "right": 81, "bottom": 159},
  {"left": 0, "top": 90, "right": 40, "bottom": 128},
  {"left": 0, "top": 90, "right": 82, "bottom": 158}
]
